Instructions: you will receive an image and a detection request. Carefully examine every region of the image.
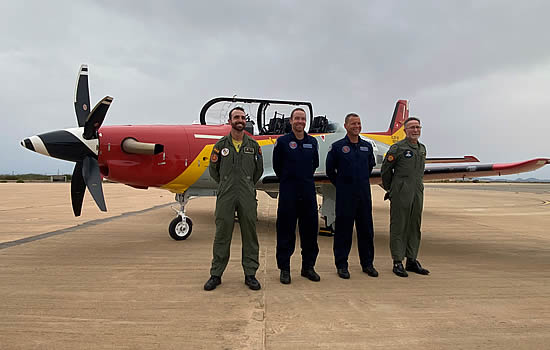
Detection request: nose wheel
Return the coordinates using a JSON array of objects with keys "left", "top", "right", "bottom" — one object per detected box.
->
[
  {"left": 169, "top": 192, "right": 193, "bottom": 241},
  {"left": 169, "top": 216, "right": 193, "bottom": 240}
]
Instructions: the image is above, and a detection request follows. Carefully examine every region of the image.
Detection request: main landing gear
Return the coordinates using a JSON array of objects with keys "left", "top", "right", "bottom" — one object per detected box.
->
[{"left": 169, "top": 193, "right": 193, "bottom": 240}]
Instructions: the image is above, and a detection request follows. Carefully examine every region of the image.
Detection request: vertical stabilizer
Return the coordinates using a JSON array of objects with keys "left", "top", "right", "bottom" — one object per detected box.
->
[{"left": 363, "top": 100, "right": 408, "bottom": 145}]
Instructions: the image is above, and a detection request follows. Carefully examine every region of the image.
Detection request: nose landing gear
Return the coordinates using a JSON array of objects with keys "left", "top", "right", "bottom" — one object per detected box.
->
[{"left": 169, "top": 192, "right": 193, "bottom": 240}]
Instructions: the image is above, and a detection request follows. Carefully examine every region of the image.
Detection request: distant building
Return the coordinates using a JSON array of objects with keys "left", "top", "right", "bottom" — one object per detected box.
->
[{"left": 50, "top": 175, "right": 67, "bottom": 182}]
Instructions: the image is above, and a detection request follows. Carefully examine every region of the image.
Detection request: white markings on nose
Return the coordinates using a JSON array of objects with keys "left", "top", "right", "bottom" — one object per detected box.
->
[{"left": 29, "top": 136, "right": 50, "bottom": 157}]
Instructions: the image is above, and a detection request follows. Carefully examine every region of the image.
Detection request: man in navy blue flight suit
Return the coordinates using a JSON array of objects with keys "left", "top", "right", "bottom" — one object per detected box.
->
[
  {"left": 273, "top": 107, "right": 321, "bottom": 285},
  {"left": 326, "top": 113, "right": 379, "bottom": 279}
]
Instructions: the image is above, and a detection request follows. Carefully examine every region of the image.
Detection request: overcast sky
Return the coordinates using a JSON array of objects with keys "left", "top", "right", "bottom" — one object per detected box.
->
[{"left": 1, "top": 0, "right": 549, "bottom": 179}]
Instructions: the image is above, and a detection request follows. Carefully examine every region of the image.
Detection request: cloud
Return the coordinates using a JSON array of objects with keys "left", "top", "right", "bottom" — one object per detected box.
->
[{"left": 2, "top": 0, "right": 549, "bottom": 178}]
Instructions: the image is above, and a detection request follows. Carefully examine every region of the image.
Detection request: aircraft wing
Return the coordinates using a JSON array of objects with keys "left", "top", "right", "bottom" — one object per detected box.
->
[
  {"left": 425, "top": 155, "right": 479, "bottom": 164},
  {"left": 261, "top": 158, "right": 550, "bottom": 186}
]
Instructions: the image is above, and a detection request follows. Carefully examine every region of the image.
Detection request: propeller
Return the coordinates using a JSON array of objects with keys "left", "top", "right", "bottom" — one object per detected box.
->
[
  {"left": 74, "top": 65, "right": 90, "bottom": 127},
  {"left": 71, "top": 64, "right": 112, "bottom": 216}
]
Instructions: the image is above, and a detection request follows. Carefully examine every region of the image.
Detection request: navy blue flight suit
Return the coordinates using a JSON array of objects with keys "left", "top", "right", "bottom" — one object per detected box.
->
[
  {"left": 325, "top": 136, "right": 376, "bottom": 269},
  {"left": 273, "top": 132, "right": 320, "bottom": 271}
]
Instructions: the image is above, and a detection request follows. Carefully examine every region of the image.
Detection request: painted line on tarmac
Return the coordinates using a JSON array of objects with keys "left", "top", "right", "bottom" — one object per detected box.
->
[{"left": 0, "top": 203, "right": 172, "bottom": 250}]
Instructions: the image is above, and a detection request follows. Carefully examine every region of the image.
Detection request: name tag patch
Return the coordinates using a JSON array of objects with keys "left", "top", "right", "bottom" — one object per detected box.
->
[
  {"left": 360, "top": 146, "right": 369, "bottom": 151},
  {"left": 404, "top": 150, "right": 413, "bottom": 158},
  {"left": 244, "top": 147, "right": 254, "bottom": 154},
  {"left": 303, "top": 143, "right": 313, "bottom": 149}
]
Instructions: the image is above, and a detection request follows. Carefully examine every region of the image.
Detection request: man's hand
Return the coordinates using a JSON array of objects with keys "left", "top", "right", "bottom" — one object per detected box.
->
[{"left": 384, "top": 192, "right": 390, "bottom": 201}]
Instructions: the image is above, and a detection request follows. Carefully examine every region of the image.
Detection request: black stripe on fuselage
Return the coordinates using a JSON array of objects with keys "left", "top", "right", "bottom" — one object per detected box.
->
[
  {"left": 424, "top": 164, "right": 494, "bottom": 174},
  {"left": 38, "top": 130, "right": 96, "bottom": 162}
]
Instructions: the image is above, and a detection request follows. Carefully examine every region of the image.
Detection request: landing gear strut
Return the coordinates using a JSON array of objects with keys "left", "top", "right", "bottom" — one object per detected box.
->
[
  {"left": 319, "top": 216, "right": 335, "bottom": 237},
  {"left": 169, "top": 193, "right": 193, "bottom": 240}
]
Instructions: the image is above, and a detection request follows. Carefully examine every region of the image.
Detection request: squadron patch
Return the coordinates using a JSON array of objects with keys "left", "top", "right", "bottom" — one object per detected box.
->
[
  {"left": 221, "top": 148, "right": 230, "bottom": 156},
  {"left": 404, "top": 150, "right": 413, "bottom": 158},
  {"left": 342, "top": 145, "right": 350, "bottom": 154},
  {"left": 289, "top": 141, "right": 297, "bottom": 149},
  {"left": 211, "top": 153, "right": 219, "bottom": 163},
  {"left": 387, "top": 154, "right": 395, "bottom": 162}
]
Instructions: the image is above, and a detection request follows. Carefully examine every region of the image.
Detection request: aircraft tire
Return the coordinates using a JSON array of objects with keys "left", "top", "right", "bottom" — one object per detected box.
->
[{"left": 169, "top": 216, "right": 193, "bottom": 241}]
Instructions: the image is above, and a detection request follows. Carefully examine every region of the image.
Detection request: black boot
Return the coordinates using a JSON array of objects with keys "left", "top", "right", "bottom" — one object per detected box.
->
[
  {"left": 204, "top": 275, "right": 222, "bottom": 291},
  {"left": 406, "top": 259, "right": 430, "bottom": 275},
  {"left": 392, "top": 261, "right": 408, "bottom": 277},
  {"left": 301, "top": 267, "right": 321, "bottom": 282},
  {"left": 280, "top": 270, "right": 291, "bottom": 284},
  {"left": 337, "top": 267, "right": 350, "bottom": 279},
  {"left": 245, "top": 275, "right": 261, "bottom": 290},
  {"left": 362, "top": 265, "right": 379, "bottom": 277}
]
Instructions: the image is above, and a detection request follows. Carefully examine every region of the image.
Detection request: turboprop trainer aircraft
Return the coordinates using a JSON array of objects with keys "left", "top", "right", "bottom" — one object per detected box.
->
[{"left": 21, "top": 65, "right": 550, "bottom": 240}]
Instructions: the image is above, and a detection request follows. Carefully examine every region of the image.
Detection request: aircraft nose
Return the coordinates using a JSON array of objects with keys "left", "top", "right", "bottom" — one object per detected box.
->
[{"left": 21, "top": 138, "right": 35, "bottom": 151}]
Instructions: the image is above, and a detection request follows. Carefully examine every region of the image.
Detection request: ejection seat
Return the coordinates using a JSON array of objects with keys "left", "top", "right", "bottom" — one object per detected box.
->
[{"left": 309, "top": 115, "right": 329, "bottom": 133}]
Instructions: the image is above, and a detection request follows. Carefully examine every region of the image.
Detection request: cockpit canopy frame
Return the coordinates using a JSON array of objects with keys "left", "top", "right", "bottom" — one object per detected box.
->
[{"left": 199, "top": 96, "right": 329, "bottom": 135}]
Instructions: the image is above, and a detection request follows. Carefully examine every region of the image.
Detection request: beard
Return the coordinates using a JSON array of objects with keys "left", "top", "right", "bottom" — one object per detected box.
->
[{"left": 231, "top": 121, "right": 245, "bottom": 131}]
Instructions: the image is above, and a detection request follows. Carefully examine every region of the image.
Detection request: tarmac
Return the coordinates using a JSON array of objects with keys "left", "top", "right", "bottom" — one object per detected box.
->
[{"left": 1, "top": 182, "right": 549, "bottom": 349}]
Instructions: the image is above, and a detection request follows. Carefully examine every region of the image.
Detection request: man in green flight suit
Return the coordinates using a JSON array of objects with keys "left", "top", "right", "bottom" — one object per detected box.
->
[
  {"left": 381, "top": 117, "right": 430, "bottom": 277},
  {"left": 204, "top": 106, "right": 264, "bottom": 291}
]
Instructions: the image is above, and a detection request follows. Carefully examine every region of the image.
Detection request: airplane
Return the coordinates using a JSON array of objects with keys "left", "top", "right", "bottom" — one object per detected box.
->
[{"left": 21, "top": 65, "right": 550, "bottom": 240}]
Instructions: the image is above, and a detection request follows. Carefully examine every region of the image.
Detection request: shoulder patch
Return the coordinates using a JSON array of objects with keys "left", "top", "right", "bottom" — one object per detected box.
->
[
  {"left": 387, "top": 154, "right": 395, "bottom": 162},
  {"left": 211, "top": 153, "right": 219, "bottom": 163}
]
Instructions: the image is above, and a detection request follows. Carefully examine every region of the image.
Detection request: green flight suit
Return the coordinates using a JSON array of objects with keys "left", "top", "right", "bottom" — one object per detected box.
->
[
  {"left": 208, "top": 133, "right": 264, "bottom": 277},
  {"left": 381, "top": 139, "right": 426, "bottom": 262}
]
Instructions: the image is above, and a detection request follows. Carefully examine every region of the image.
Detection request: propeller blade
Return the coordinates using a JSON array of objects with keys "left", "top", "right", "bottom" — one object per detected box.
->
[
  {"left": 74, "top": 64, "right": 90, "bottom": 127},
  {"left": 71, "top": 162, "right": 86, "bottom": 216},
  {"left": 82, "top": 156, "right": 107, "bottom": 212},
  {"left": 82, "top": 96, "right": 113, "bottom": 140}
]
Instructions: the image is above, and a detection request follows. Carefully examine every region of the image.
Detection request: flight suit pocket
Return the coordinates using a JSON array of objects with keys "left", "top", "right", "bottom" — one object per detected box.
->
[
  {"left": 390, "top": 180, "right": 405, "bottom": 198},
  {"left": 241, "top": 153, "right": 256, "bottom": 177}
]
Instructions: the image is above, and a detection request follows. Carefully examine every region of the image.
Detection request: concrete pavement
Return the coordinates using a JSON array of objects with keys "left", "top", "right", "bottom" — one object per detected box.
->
[{"left": 1, "top": 183, "right": 549, "bottom": 349}]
